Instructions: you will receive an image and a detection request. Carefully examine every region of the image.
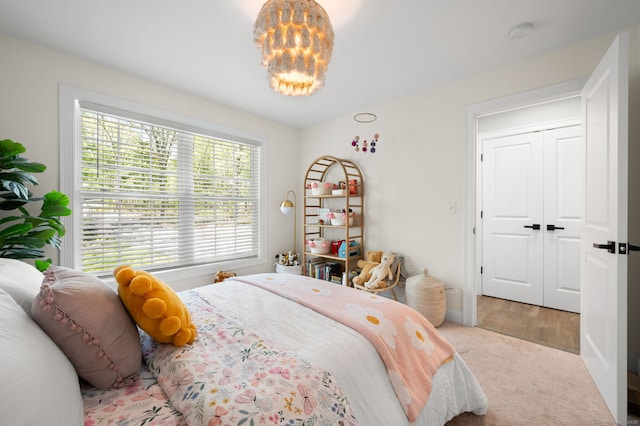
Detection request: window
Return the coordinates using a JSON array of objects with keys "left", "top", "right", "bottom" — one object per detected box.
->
[{"left": 60, "top": 87, "right": 263, "bottom": 277}]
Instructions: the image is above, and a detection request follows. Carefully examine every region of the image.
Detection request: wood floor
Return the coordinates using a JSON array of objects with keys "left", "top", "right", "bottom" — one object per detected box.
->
[{"left": 477, "top": 295, "right": 580, "bottom": 354}]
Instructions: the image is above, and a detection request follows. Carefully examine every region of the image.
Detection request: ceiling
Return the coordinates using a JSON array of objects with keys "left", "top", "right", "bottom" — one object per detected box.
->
[{"left": 1, "top": 0, "right": 640, "bottom": 129}]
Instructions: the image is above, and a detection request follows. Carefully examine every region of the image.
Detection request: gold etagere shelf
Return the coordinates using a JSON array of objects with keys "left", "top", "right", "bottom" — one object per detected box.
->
[{"left": 303, "top": 156, "right": 364, "bottom": 285}]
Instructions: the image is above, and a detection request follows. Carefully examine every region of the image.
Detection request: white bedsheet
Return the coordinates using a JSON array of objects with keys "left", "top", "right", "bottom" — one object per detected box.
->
[{"left": 197, "top": 279, "right": 487, "bottom": 425}]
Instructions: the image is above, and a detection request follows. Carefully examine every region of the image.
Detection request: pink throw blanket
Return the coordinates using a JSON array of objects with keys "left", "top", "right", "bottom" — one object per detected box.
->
[{"left": 230, "top": 273, "right": 456, "bottom": 422}]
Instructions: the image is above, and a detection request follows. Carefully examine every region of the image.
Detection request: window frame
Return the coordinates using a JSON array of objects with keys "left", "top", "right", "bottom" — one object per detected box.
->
[{"left": 59, "top": 85, "right": 266, "bottom": 281}]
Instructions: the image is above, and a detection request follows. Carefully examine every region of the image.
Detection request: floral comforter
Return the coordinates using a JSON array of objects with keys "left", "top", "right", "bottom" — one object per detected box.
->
[
  {"left": 230, "top": 274, "right": 456, "bottom": 422},
  {"left": 82, "top": 367, "right": 186, "bottom": 425},
  {"left": 141, "top": 290, "right": 357, "bottom": 425}
]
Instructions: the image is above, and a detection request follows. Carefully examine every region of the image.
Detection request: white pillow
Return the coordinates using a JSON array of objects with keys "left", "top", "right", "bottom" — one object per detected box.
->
[
  {"left": 0, "top": 288, "right": 84, "bottom": 426},
  {"left": 0, "top": 258, "right": 43, "bottom": 314}
]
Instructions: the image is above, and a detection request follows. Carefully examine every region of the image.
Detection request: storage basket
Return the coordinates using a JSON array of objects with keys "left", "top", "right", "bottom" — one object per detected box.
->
[
  {"left": 275, "top": 264, "right": 302, "bottom": 274},
  {"left": 311, "top": 182, "right": 333, "bottom": 195},
  {"left": 405, "top": 268, "right": 446, "bottom": 327},
  {"left": 308, "top": 238, "right": 331, "bottom": 254},
  {"left": 330, "top": 216, "right": 354, "bottom": 226}
]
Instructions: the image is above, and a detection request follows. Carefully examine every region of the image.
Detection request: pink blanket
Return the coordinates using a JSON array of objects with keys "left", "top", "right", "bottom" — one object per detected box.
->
[{"left": 230, "top": 273, "right": 456, "bottom": 422}]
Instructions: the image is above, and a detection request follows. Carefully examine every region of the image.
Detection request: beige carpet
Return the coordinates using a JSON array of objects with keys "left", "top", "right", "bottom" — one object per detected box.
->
[{"left": 438, "top": 322, "right": 614, "bottom": 425}]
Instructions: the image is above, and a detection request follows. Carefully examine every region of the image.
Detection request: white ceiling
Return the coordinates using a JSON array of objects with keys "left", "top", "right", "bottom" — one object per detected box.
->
[{"left": 1, "top": 0, "right": 640, "bottom": 128}]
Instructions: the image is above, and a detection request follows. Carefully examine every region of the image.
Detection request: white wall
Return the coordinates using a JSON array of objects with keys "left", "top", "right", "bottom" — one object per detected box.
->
[
  {"left": 0, "top": 32, "right": 300, "bottom": 290},
  {"left": 299, "top": 27, "right": 640, "bottom": 323}
]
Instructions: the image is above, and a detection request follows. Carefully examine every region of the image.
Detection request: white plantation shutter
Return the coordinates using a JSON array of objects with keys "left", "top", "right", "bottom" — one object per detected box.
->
[{"left": 78, "top": 104, "right": 261, "bottom": 275}]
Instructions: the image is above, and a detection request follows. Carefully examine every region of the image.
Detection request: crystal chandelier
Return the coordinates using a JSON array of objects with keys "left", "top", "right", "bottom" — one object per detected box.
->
[{"left": 254, "top": 0, "right": 334, "bottom": 96}]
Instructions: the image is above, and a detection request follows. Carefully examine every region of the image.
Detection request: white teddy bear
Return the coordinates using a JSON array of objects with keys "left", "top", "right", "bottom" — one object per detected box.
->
[{"left": 365, "top": 251, "right": 396, "bottom": 289}]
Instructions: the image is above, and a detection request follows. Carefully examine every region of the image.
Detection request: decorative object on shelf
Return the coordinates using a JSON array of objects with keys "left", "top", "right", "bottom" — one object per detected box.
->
[
  {"left": 279, "top": 190, "right": 297, "bottom": 253},
  {"left": 253, "top": 0, "right": 334, "bottom": 96},
  {"left": 405, "top": 268, "right": 447, "bottom": 327},
  {"left": 350, "top": 134, "right": 380, "bottom": 154},
  {"left": 338, "top": 240, "right": 360, "bottom": 258},
  {"left": 307, "top": 238, "right": 330, "bottom": 254},
  {"left": 331, "top": 240, "right": 341, "bottom": 255},
  {"left": 348, "top": 179, "right": 358, "bottom": 194},
  {"left": 327, "top": 209, "right": 355, "bottom": 226},
  {"left": 311, "top": 181, "right": 333, "bottom": 195}
]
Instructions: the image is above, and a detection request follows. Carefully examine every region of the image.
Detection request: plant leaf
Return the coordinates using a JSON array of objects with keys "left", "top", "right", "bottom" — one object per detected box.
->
[
  {"left": 41, "top": 191, "right": 71, "bottom": 217},
  {"left": 0, "top": 190, "right": 32, "bottom": 200},
  {"left": 40, "top": 217, "right": 66, "bottom": 236},
  {"left": 35, "top": 259, "right": 52, "bottom": 272},
  {"left": 0, "top": 248, "right": 45, "bottom": 259},
  {"left": 0, "top": 222, "right": 33, "bottom": 239},
  {"left": 28, "top": 229, "right": 56, "bottom": 241},
  {"left": 0, "top": 198, "right": 28, "bottom": 210},
  {"left": 0, "top": 171, "right": 39, "bottom": 187},
  {"left": 0, "top": 178, "right": 29, "bottom": 200},
  {"left": 5, "top": 157, "right": 47, "bottom": 173},
  {"left": 47, "top": 234, "right": 62, "bottom": 249},
  {"left": 3, "top": 236, "right": 47, "bottom": 249},
  {"left": 0, "top": 139, "right": 26, "bottom": 157},
  {"left": 0, "top": 215, "right": 22, "bottom": 226}
]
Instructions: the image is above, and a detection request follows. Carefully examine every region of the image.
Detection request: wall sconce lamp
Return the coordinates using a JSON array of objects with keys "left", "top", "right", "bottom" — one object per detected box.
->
[{"left": 279, "top": 190, "right": 297, "bottom": 253}]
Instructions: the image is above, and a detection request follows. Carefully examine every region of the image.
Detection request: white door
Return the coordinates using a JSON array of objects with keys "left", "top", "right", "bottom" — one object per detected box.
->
[
  {"left": 580, "top": 33, "right": 628, "bottom": 424},
  {"left": 482, "top": 132, "right": 544, "bottom": 306},
  {"left": 482, "top": 126, "right": 582, "bottom": 311},
  {"left": 543, "top": 126, "right": 582, "bottom": 313}
]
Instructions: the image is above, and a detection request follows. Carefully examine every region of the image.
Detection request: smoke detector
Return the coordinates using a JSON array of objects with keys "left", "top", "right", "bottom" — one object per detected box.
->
[{"left": 508, "top": 23, "right": 533, "bottom": 40}]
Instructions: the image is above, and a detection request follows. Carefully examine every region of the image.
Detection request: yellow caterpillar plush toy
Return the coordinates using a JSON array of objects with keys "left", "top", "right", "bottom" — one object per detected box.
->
[{"left": 114, "top": 265, "right": 197, "bottom": 347}]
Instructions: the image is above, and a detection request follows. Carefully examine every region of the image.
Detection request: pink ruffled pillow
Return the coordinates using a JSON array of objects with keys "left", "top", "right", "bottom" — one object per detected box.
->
[{"left": 31, "top": 266, "right": 142, "bottom": 389}]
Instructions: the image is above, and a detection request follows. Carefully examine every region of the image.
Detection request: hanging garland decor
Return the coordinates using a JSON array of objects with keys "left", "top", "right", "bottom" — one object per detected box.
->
[{"left": 351, "top": 134, "right": 379, "bottom": 153}]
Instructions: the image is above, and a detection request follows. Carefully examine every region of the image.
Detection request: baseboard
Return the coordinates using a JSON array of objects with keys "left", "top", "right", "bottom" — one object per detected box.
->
[{"left": 445, "top": 309, "right": 463, "bottom": 324}]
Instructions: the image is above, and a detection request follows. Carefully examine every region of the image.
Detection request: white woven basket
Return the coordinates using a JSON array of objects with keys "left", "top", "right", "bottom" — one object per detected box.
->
[
  {"left": 275, "top": 264, "right": 302, "bottom": 274},
  {"left": 405, "top": 268, "right": 446, "bottom": 327}
]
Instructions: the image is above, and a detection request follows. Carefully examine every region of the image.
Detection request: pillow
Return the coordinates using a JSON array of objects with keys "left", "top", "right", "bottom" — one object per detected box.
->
[
  {"left": 31, "top": 266, "right": 142, "bottom": 389},
  {"left": 0, "top": 288, "right": 84, "bottom": 426},
  {"left": 114, "top": 265, "right": 197, "bottom": 346},
  {"left": 0, "top": 258, "right": 43, "bottom": 314}
]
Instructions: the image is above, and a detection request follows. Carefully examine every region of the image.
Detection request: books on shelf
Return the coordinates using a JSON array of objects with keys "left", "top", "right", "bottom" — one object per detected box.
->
[{"left": 305, "top": 258, "right": 342, "bottom": 283}]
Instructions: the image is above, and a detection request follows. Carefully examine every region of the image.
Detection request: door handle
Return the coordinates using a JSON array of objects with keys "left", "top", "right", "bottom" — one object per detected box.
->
[
  {"left": 524, "top": 224, "right": 540, "bottom": 230},
  {"left": 546, "top": 224, "right": 565, "bottom": 231},
  {"left": 593, "top": 241, "right": 616, "bottom": 254},
  {"left": 619, "top": 243, "right": 640, "bottom": 255}
]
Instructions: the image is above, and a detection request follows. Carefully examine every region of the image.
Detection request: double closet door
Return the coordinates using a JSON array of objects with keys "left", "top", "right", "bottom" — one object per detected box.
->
[{"left": 481, "top": 125, "right": 582, "bottom": 313}]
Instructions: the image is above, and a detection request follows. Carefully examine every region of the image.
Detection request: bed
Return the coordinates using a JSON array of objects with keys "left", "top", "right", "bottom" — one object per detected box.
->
[{"left": 0, "top": 260, "right": 487, "bottom": 426}]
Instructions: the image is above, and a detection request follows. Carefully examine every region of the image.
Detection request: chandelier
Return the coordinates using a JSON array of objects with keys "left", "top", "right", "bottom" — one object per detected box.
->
[{"left": 254, "top": 0, "right": 334, "bottom": 96}]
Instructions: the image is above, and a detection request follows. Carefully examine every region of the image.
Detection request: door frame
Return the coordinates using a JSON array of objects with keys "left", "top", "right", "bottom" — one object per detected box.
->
[{"left": 462, "top": 79, "right": 586, "bottom": 326}]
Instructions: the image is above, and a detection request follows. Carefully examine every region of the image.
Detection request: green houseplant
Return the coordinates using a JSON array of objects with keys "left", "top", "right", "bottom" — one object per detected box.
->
[{"left": 0, "top": 138, "right": 71, "bottom": 271}]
